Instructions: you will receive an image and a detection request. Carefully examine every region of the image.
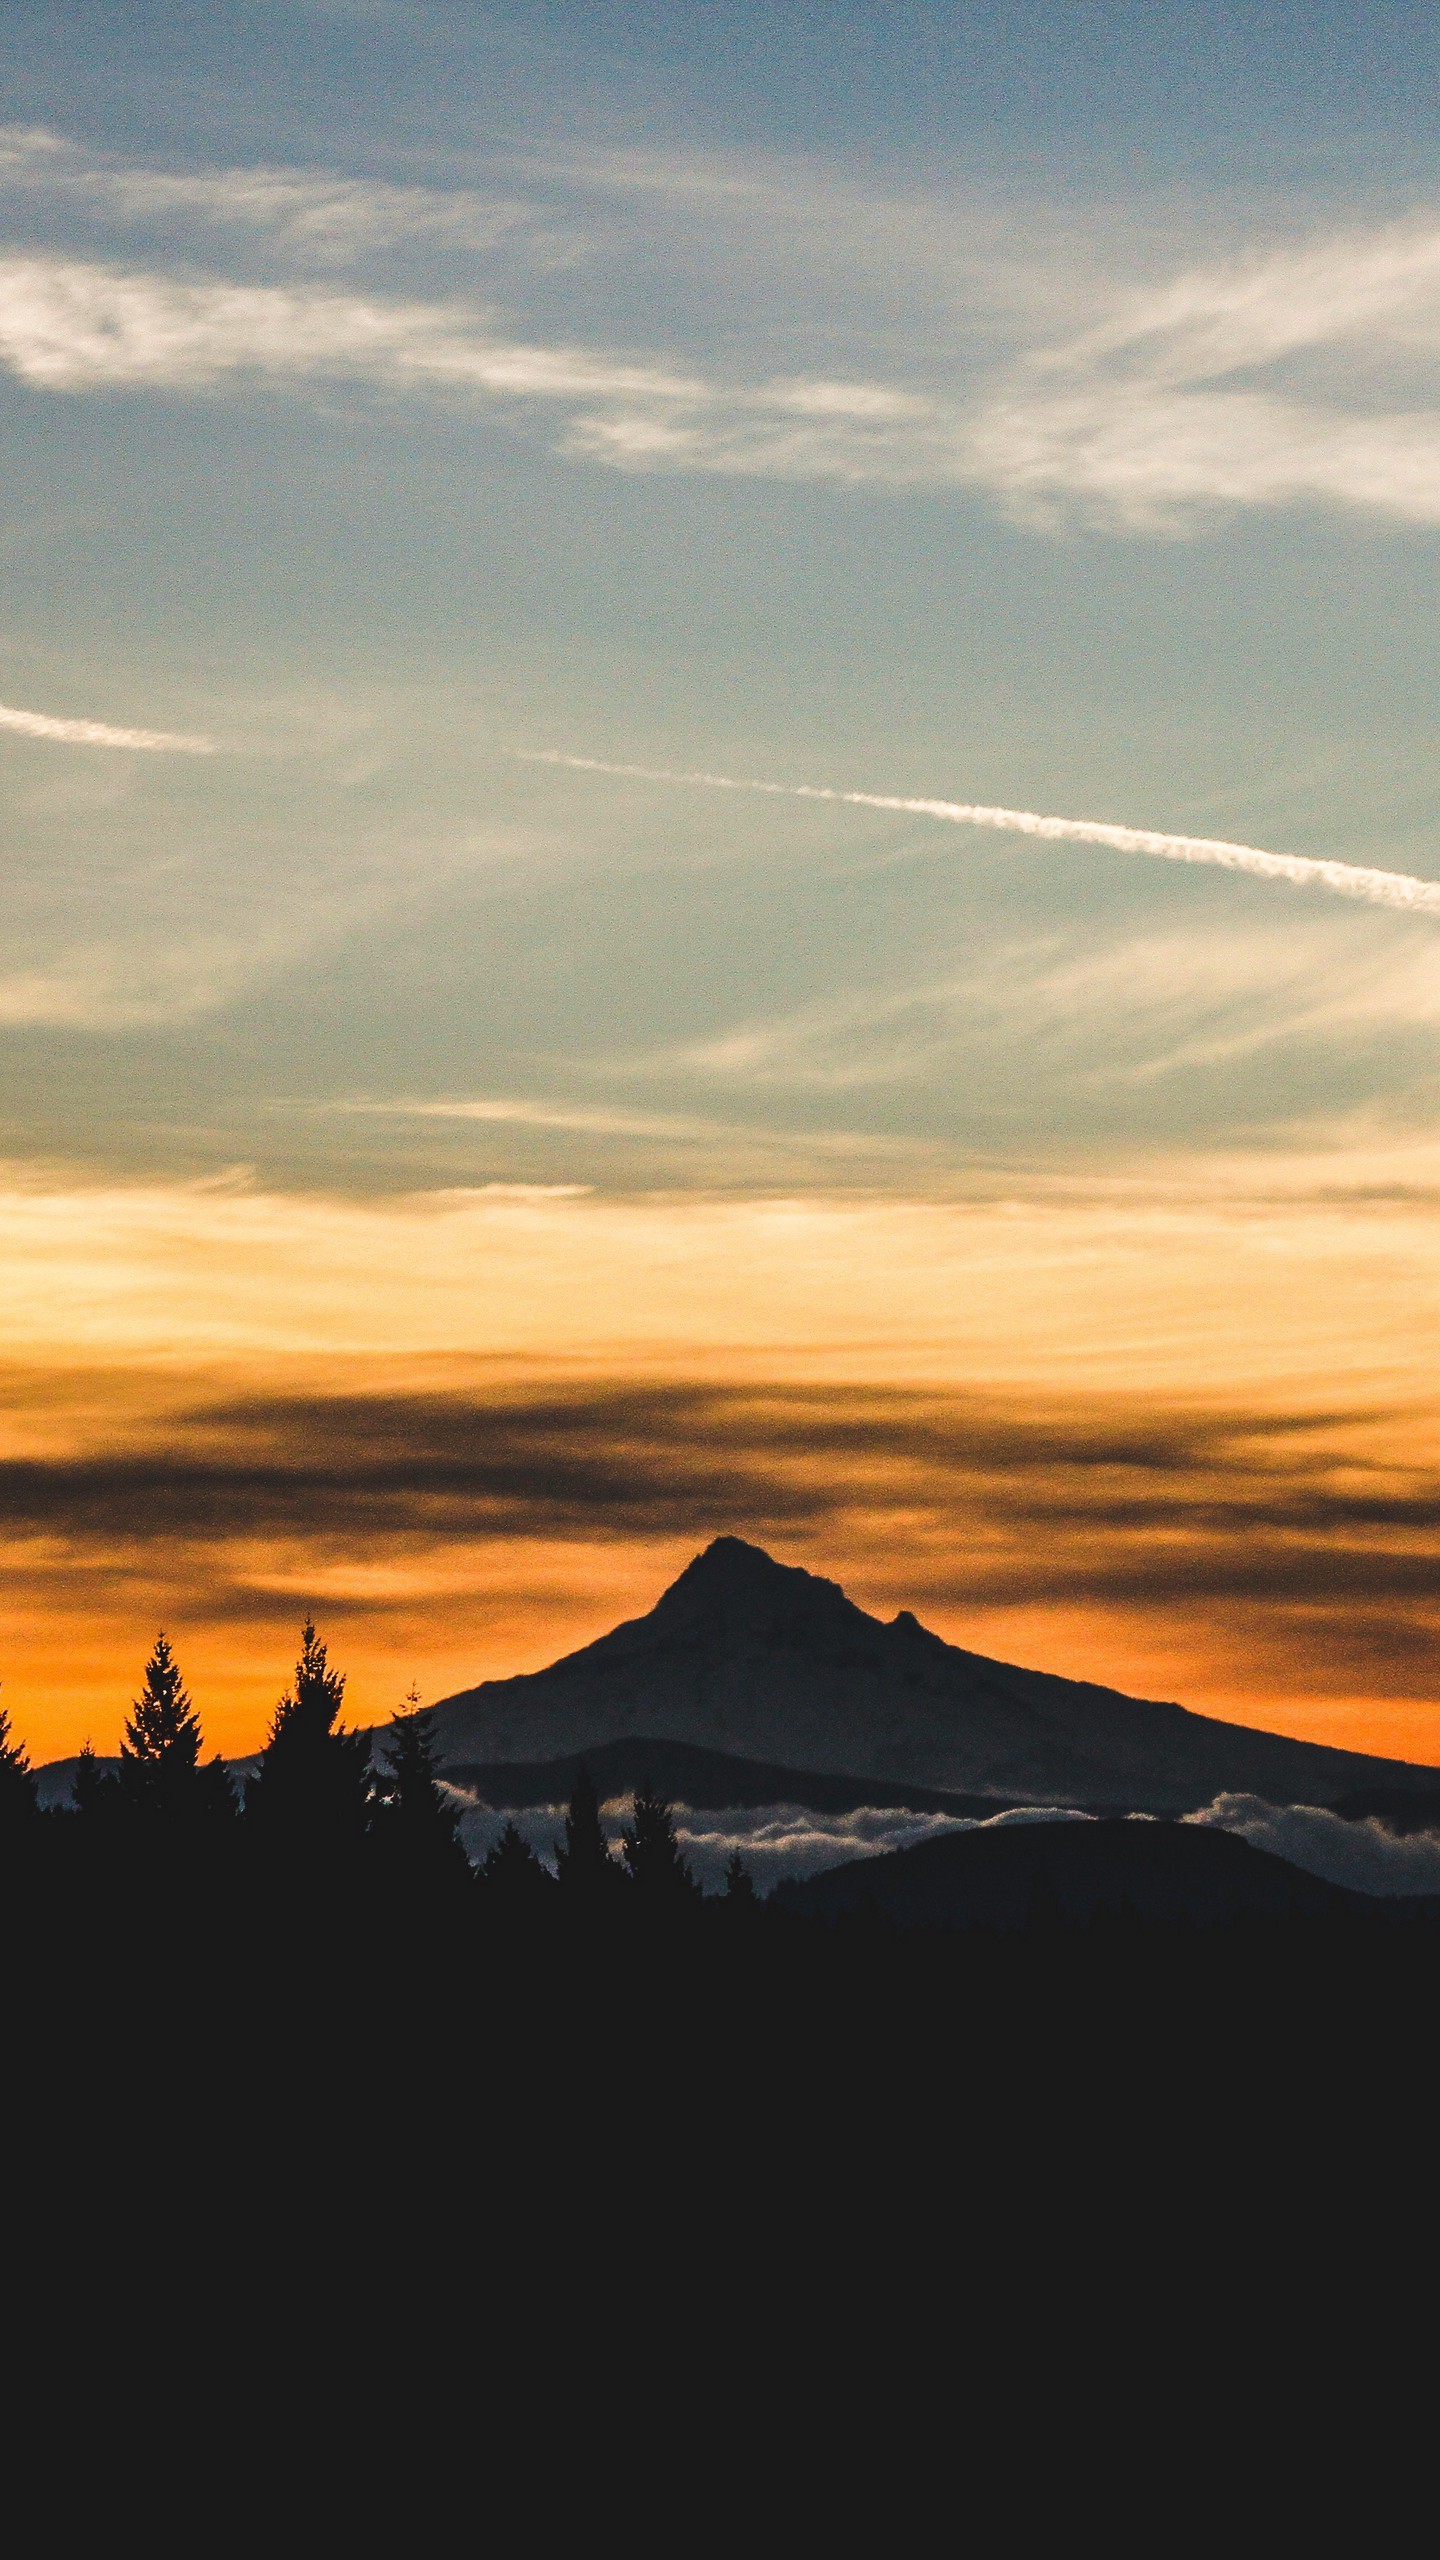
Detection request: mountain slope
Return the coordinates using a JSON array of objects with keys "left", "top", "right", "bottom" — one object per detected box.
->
[
  {"left": 440, "top": 1736, "right": 1010, "bottom": 1817},
  {"left": 429, "top": 1536, "right": 1438, "bottom": 1812},
  {"left": 771, "top": 1818, "right": 1374, "bottom": 1928}
]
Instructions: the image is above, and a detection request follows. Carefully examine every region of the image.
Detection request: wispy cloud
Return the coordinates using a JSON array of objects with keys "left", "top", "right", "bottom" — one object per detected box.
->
[
  {"left": 0, "top": 246, "right": 960, "bottom": 489},
  {"left": 331, "top": 1094, "right": 937, "bottom": 1169},
  {"left": 0, "top": 253, "right": 705, "bottom": 400},
  {"left": 0, "top": 125, "right": 533, "bottom": 264},
  {"left": 11, "top": 130, "right": 1440, "bottom": 529},
  {"left": 523, "top": 753, "right": 1440, "bottom": 919},
  {"left": 0, "top": 697, "right": 214, "bottom": 751},
  {"left": 944, "top": 217, "right": 1440, "bottom": 529}
]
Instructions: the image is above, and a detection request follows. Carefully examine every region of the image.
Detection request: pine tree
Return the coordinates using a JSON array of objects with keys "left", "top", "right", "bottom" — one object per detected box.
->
[
  {"left": 480, "top": 1819, "right": 552, "bottom": 1899},
  {"left": 119, "top": 1633, "right": 203, "bottom": 1821},
  {"left": 0, "top": 1693, "right": 38, "bottom": 1832},
  {"left": 553, "top": 1767, "right": 621, "bottom": 1901},
  {"left": 71, "top": 1740, "right": 114, "bottom": 1819},
  {"left": 247, "top": 1619, "right": 371, "bottom": 1855},
  {"left": 724, "top": 1848, "right": 757, "bottom": 1904},
  {"left": 197, "top": 1757, "right": 237, "bottom": 1826},
  {"left": 621, "top": 1786, "right": 699, "bottom": 1904},
  {"left": 373, "top": 1686, "right": 468, "bottom": 1888}
]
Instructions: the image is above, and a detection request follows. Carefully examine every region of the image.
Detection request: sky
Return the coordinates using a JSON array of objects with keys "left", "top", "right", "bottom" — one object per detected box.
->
[{"left": 3, "top": 0, "right": 1440, "bottom": 1762}]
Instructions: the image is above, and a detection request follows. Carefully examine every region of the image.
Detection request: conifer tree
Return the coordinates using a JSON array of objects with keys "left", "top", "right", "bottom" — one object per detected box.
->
[
  {"left": 247, "top": 1619, "right": 371, "bottom": 1854},
  {"left": 621, "top": 1786, "right": 699, "bottom": 1904},
  {"left": 119, "top": 1634, "right": 203, "bottom": 1821},
  {"left": 198, "top": 1756, "right": 238, "bottom": 1826},
  {"left": 0, "top": 1693, "right": 38, "bottom": 1831},
  {"left": 480, "top": 1819, "right": 552, "bottom": 1899},
  {"left": 724, "top": 1848, "right": 757, "bottom": 1904},
  {"left": 71, "top": 1740, "right": 113, "bottom": 1819},
  {"left": 554, "top": 1767, "right": 621, "bottom": 1901},
  {"left": 373, "top": 1686, "right": 468, "bottom": 1887}
]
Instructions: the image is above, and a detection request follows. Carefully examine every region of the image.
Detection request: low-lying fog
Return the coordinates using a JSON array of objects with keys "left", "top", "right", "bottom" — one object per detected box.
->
[{"left": 442, "top": 1791, "right": 1440, "bottom": 1899}]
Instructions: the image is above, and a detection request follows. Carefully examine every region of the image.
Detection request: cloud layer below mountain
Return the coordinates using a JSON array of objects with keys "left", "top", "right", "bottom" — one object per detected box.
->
[{"left": 446, "top": 1790, "right": 1440, "bottom": 1897}]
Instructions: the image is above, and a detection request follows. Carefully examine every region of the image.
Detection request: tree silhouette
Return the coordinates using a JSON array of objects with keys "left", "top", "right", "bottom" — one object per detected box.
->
[
  {"left": 197, "top": 1757, "right": 238, "bottom": 1826},
  {"left": 373, "top": 1686, "right": 467, "bottom": 1886},
  {"left": 247, "top": 1619, "right": 370, "bottom": 1854},
  {"left": 0, "top": 1694, "right": 37, "bottom": 1831},
  {"left": 119, "top": 1634, "right": 203, "bottom": 1821},
  {"left": 621, "top": 1786, "right": 699, "bottom": 1904},
  {"left": 724, "top": 1848, "right": 757, "bottom": 1903},
  {"left": 480, "top": 1819, "right": 552, "bottom": 1900},
  {"left": 71, "top": 1740, "right": 113, "bottom": 1820},
  {"left": 554, "top": 1767, "right": 621, "bottom": 1902}
]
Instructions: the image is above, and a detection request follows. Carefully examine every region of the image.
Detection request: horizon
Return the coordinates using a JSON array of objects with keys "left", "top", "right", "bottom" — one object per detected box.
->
[
  {"left": 4, "top": 2, "right": 1440, "bottom": 1765},
  {"left": 14, "top": 1522, "right": 1440, "bottom": 1779}
]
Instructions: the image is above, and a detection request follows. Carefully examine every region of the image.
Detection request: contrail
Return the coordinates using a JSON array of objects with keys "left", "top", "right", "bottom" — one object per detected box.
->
[
  {"left": 0, "top": 699, "right": 215, "bottom": 752},
  {"left": 522, "top": 751, "right": 1440, "bottom": 918}
]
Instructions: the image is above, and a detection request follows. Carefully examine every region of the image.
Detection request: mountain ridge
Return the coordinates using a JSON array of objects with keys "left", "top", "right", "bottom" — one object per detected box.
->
[
  {"left": 771, "top": 1816, "right": 1389, "bottom": 1928},
  {"left": 426, "top": 1536, "right": 1439, "bottom": 1813}
]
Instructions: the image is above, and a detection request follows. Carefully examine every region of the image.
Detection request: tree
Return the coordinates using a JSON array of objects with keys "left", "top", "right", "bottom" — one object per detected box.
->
[
  {"left": 480, "top": 1819, "right": 552, "bottom": 1900},
  {"left": 724, "top": 1848, "right": 757, "bottom": 1904},
  {"left": 553, "top": 1767, "right": 621, "bottom": 1902},
  {"left": 71, "top": 1741, "right": 114, "bottom": 1820},
  {"left": 197, "top": 1757, "right": 237, "bottom": 1826},
  {"left": 0, "top": 1693, "right": 38, "bottom": 1832},
  {"left": 247, "top": 1619, "right": 371, "bottom": 1855},
  {"left": 372, "top": 1686, "right": 468, "bottom": 1888},
  {"left": 621, "top": 1786, "right": 699, "bottom": 1905},
  {"left": 119, "top": 1634, "right": 204, "bottom": 1822}
]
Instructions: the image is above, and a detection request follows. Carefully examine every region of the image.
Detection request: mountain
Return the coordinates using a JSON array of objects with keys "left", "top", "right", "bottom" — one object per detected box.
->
[
  {"left": 441, "top": 1736, "right": 1017, "bottom": 1817},
  {"left": 772, "top": 1817, "right": 1380, "bottom": 1928},
  {"left": 428, "top": 1536, "right": 1439, "bottom": 1813}
]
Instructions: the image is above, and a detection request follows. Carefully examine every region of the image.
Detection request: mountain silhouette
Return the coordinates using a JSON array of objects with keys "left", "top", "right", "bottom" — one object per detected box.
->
[
  {"left": 428, "top": 1536, "right": 1438, "bottom": 1812},
  {"left": 441, "top": 1735, "right": 1018, "bottom": 1817},
  {"left": 771, "top": 1815, "right": 1383, "bottom": 1928}
]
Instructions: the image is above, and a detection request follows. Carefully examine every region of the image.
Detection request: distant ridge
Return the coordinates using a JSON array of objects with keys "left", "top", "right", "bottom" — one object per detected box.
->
[
  {"left": 772, "top": 1818, "right": 1379, "bottom": 1929},
  {"left": 441, "top": 1735, "right": 1020, "bottom": 1818},
  {"left": 428, "top": 1536, "right": 1440, "bottom": 1814}
]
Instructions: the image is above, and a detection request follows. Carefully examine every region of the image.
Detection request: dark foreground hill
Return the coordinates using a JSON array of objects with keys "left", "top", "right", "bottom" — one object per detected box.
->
[
  {"left": 773, "top": 1816, "right": 1392, "bottom": 1929},
  {"left": 430, "top": 1535, "right": 1439, "bottom": 1813}
]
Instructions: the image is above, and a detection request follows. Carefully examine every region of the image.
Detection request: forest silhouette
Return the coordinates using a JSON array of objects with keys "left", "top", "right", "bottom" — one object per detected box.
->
[{"left": 5, "top": 1618, "right": 1437, "bottom": 2354}]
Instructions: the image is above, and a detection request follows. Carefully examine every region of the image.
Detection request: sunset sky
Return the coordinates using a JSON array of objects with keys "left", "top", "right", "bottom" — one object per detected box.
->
[{"left": 4, "top": 0, "right": 1440, "bottom": 1765}]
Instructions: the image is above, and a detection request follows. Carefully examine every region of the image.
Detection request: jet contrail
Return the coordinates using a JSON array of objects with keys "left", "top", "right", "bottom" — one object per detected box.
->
[
  {"left": 0, "top": 699, "right": 215, "bottom": 752},
  {"left": 522, "top": 751, "right": 1440, "bottom": 918}
]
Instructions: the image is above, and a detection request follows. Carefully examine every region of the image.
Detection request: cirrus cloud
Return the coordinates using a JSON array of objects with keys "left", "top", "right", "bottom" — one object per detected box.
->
[
  {"left": 8, "top": 184, "right": 1440, "bottom": 530},
  {"left": 9, "top": 107, "right": 1440, "bottom": 535},
  {"left": 0, "top": 697, "right": 214, "bottom": 751}
]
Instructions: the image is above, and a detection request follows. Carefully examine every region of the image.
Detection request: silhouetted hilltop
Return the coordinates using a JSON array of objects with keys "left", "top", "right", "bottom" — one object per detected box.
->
[
  {"left": 429, "top": 1536, "right": 1439, "bottom": 1813},
  {"left": 443, "top": 1735, "right": 1020, "bottom": 1817},
  {"left": 773, "top": 1817, "right": 1390, "bottom": 1929}
]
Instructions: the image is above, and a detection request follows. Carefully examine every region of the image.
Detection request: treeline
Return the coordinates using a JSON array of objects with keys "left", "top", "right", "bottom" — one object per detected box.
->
[
  {"left": 5, "top": 1616, "right": 1438, "bottom": 2337},
  {"left": 0, "top": 1620, "right": 750, "bottom": 1914}
]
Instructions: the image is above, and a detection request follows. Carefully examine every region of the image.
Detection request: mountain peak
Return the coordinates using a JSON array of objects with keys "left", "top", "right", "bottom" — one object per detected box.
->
[
  {"left": 670, "top": 1535, "right": 803, "bottom": 1588},
  {"left": 424, "top": 1537, "right": 1440, "bottom": 1812},
  {"left": 652, "top": 1537, "right": 860, "bottom": 1630}
]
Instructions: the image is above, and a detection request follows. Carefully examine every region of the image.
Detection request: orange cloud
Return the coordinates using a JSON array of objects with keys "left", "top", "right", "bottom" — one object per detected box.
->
[{"left": 2, "top": 1171, "right": 1437, "bottom": 1767}]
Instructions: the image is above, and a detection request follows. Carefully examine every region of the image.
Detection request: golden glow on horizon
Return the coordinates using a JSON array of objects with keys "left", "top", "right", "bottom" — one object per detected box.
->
[
  {"left": 1, "top": 1164, "right": 1437, "bottom": 1766},
  {"left": 2, "top": 1154, "right": 1438, "bottom": 1381}
]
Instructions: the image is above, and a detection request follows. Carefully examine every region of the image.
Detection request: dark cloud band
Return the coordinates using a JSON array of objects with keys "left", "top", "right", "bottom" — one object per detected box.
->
[{"left": 1, "top": 1374, "right": 1434, "bottom": 1635}]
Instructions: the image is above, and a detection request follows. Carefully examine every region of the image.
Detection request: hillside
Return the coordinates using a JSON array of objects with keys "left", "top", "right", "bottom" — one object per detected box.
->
[{"left": 773, "top": 1818, "right": 1375, "bottom": 1928}]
